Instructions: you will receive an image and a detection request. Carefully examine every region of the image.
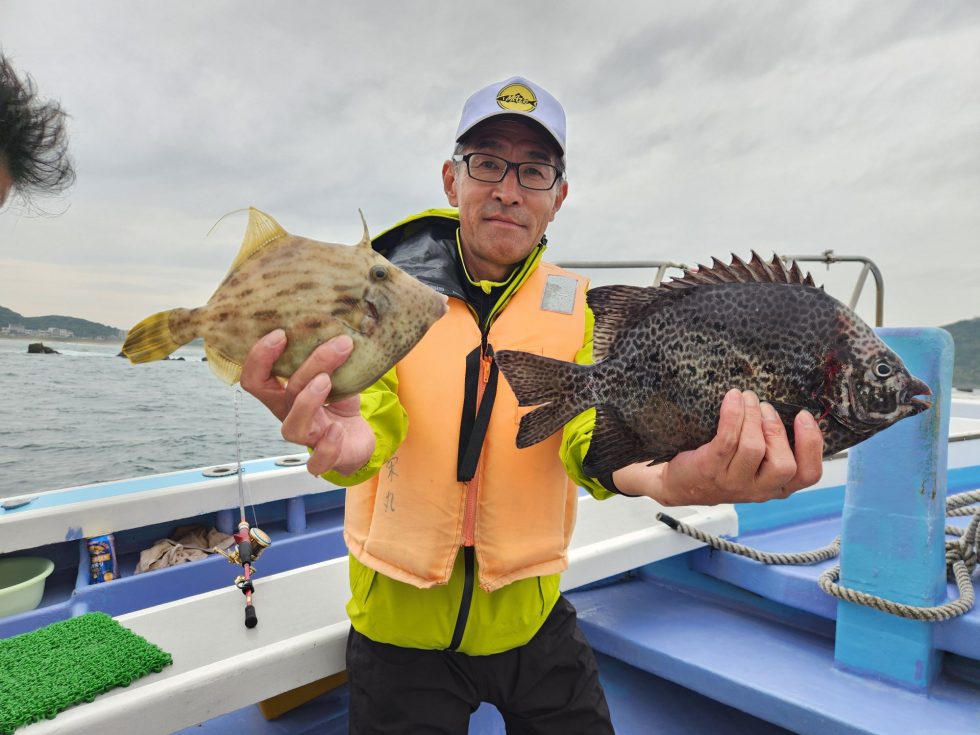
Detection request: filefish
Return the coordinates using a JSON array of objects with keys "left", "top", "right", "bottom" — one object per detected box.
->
[
  {"left": 123, "top": 208, "right": 448, "bottom": 401},
  {"left": 496, "top": 253, "right": 931, "bottom": 477}
]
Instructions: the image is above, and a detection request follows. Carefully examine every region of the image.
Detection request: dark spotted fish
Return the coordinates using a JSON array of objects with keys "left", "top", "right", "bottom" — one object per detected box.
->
[
  {"left": 123, "top": 208, "right": 447, "bottom": 400},
  {"left": 496, "top": 253, "right": 931, "bottom": 477}
]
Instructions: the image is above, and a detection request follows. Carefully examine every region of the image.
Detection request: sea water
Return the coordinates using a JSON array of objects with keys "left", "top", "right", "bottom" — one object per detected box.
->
[{"left": 0, "top": 339, "right": 300, "bottom": 497}]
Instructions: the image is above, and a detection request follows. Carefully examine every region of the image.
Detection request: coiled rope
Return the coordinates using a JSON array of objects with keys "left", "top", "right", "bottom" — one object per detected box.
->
[{"left": 656, "top": 489, "right": 980, "bottom": 622}]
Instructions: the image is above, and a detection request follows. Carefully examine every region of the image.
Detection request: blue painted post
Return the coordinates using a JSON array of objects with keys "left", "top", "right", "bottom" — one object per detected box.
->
[
  {"left": 215, "top": 508, "right": 236, "bottom": 535},
  {"left": 286, "top": 496, "right": 307, "bottom": 534},
  {"left": 834, "top": 327, "right": 954, "bottom": 689}
]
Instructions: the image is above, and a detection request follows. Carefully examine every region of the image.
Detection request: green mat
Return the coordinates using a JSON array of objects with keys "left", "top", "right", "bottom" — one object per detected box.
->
[{"left": 0, "top": 612, "right": 173, "bottom": 734}]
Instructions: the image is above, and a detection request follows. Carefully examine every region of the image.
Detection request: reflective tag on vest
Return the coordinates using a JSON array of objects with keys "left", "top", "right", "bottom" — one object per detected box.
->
[{"left": 540, "top": 275, "right": 577, "bottom": 314}]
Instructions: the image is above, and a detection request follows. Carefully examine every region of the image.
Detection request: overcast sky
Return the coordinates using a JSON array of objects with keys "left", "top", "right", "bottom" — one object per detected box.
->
[{"left": 1, "top": 0, "right": 977, "bottom": 332}]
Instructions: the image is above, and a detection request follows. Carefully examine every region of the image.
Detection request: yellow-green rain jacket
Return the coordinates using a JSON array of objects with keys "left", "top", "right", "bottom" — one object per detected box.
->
[{"left": 323, "top": 210, "right": 616, "bottom": 655}]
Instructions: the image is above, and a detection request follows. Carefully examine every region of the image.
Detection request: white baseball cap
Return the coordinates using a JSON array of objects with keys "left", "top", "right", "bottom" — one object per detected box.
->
[{"left": 455, "top": 76, "right": 566, "bottom": 155}]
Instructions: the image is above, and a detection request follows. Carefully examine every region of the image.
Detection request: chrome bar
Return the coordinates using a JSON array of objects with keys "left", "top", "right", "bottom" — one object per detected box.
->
[
  {"left": 779, "top": 251, "right": 885, "bottom": 327},
  {"left": 557, "top": 260, "right": 688, "bottom": 287},
  {"left": 559, "top": 252, "right": 885, "bottom": 325}
]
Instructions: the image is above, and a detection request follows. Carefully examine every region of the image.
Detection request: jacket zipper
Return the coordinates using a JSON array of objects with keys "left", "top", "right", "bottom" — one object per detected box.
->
[{"left": 461, "top": 342, "right": 491, "bottom": 546}]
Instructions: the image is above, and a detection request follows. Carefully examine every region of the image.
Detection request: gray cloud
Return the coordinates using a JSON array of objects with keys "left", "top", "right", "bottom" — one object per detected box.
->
[{"left": 1, "top": 0, "right": 977, "bottom": 331}]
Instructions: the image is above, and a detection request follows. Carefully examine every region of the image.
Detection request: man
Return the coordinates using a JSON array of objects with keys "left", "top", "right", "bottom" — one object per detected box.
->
[
  {"left": 242, "top": 76, "right": 823, "bottom": 733},
  {"left": 0, "top": 53, "right": 74, "bottom": 208}
]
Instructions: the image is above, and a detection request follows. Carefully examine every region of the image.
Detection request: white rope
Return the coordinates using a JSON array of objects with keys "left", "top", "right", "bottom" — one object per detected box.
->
[{"left": 657, "top": 489, "right": 980, "bottom": 621}]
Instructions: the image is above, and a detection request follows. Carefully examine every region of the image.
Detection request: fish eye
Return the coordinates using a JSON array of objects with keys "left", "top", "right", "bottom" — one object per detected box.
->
[
  {"left": 873, "top": 361, "right": 893, "bottom": 379},
  {"left": 370, "top": 265, "right": 388, "bottom": 281}
]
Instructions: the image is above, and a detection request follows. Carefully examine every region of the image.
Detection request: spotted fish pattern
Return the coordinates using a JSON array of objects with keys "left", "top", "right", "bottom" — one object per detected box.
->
[
  {"left": 496, "top": 253, "right": 931, "bottom": 477},
  {"left": 123, "top": 208, "right": 448, "bottom": 401}
]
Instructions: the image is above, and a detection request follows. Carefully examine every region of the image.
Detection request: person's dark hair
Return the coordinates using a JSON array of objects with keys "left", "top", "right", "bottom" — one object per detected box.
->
[{"left": 0, "top": 54, "right": 75, "bottom": 206}]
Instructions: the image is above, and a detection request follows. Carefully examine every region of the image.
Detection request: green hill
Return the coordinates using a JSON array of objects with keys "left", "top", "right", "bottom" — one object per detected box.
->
[
  {"left": 942, "top": 317, "right": 980, "bottom": 390},
  {"left": 0, "top": 305, "right": 125, "bottom": 341}
]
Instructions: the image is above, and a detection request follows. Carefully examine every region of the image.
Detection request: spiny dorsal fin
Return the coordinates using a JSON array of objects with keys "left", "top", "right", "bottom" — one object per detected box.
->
[
  {"left": 225, "top": 207, "right": 290, "bottom": 276},
  {"left": 661, "top": 252, "right": 816, "bottom": 291},
  {"left": 587, "top": 285, "right": 665, "bottom": 362},
  {"left": 356, "top": 209, "right": 371, "bottom": 248},
  {"left": 748, "top": 251, "right": 776, "bottom": 281}
]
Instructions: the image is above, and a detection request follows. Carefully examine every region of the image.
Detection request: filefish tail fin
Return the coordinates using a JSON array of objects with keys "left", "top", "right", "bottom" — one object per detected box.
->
[
  {"left": 496, "top": 350, "right": 594, "bottom": 448},
  {"left": 122, "top": 309, "right": 194, "bottom": 364}
]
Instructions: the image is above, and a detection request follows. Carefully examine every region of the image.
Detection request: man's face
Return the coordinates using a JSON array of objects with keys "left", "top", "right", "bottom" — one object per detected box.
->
[
  {"left": 442, "top": 118, "right": 567, "bottom": 281},
  {"left": 0, "top": 162, "right": 12, "bottom": 209}
]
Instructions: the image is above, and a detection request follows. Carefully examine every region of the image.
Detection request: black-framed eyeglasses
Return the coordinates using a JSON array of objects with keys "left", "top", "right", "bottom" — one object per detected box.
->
[{"left": 452, "top": 153, "right": 562, "bottom": 191}]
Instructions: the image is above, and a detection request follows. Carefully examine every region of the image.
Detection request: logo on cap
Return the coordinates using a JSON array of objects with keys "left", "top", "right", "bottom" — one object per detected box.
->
[{"left": 496, "top": 83, "right": 537, "bottom": 112}]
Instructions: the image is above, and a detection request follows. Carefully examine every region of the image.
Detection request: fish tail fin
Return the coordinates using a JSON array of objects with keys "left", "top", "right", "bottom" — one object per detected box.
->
[
  {"left": 122, "top": 309, "right": 194, "bottom": 363},
  {"left": 496, "top": 350, "right": 594, "bottom": 448}
]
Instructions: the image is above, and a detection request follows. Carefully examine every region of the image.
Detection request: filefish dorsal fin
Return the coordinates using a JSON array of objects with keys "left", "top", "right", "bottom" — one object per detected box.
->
[
  {"left": 225, "top": 207, "right": 290, "bottom": 277},
  {"left": 356, "top": 209, "right": 372, "bottom": 249},
  {"left": 587, "top": 285, "right": 664, "bottom": 362},
  {"left": 661, "top": 252, "right": 816, "bottom": 291}
]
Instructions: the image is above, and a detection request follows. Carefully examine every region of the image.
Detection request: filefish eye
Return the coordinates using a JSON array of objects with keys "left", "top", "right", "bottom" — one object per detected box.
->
[
  {"left": 873, "top": 361, "right": 893, "bottom": 379},
  {"left": 370, "top": 265, "right": 388, "bottom": 281}
]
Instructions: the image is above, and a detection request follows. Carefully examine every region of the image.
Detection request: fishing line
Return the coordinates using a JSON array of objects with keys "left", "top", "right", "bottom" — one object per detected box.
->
[
  {"left": 233, "top": 387, "right": 259, "bottom": 529},
  {"left": 212, "top": 386, "right": 271, "bottom": 628}
]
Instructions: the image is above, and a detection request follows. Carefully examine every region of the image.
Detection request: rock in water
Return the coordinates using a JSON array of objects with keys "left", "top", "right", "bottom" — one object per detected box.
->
[
  {"left": 123, "top": 208, "right": 447, "bottom": 401},
  {"left": 27, "top": 342, "right": 59, "bottom": 354},
  {"left": 496, "top": 253, "right": 931, "bottom": 477}
]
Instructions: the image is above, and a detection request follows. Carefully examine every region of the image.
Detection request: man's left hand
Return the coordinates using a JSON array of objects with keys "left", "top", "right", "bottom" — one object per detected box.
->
[{"left": 611, "top": 389, "right": 824, "bottom": 505}]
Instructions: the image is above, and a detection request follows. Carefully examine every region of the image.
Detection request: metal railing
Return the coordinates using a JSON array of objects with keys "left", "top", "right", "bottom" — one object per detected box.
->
[
  {"left": 779, "top": 250, "right": 884, "bottom": 327},
  {"left": 559, "top": 250, "right": 885, "bottom": 326},
  {"left": 556, "top": 260, "right": 688, "bottom": 288}
]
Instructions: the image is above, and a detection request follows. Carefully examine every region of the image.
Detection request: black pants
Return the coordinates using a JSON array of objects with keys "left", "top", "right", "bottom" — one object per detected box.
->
[{"left": 346, "top": 595, "right": 614, "bottom": 734}]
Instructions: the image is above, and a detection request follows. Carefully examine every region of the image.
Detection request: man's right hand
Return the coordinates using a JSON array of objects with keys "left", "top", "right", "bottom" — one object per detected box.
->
[{"left": 240, "top": 329, "right": 376, "bottom": 477}]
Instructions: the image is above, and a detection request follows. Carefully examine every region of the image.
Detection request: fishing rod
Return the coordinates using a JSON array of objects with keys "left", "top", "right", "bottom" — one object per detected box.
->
[{"left": 214, "top": 389, "right": 271, "bottom": 628}]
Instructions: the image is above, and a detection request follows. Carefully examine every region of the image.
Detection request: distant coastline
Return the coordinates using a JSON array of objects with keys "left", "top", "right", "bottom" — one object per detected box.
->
[
  {"left": 1, "top": 304, "right": 125, "bottom": 341},
  {"left": 0, "top": 334, "right": 124, "bottom": 345}
]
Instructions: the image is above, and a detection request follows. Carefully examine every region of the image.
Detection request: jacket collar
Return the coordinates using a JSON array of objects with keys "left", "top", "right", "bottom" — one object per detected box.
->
[{"left": 372, "top": 210, "right": 546, "bottom": 315}]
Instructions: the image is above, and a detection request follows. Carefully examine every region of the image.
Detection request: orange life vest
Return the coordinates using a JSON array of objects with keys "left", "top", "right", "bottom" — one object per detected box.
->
[{"left": 344, "top": 262, "right": 589, "bottom": 592}]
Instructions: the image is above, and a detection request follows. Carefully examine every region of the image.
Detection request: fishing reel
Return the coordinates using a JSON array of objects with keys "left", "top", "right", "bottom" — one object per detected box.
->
[
  {"left": 214, "top": 525, "right": 272, "bottom": 567},
  {"left": 215, "top": 522, "right": 272, "bottom": 628}
]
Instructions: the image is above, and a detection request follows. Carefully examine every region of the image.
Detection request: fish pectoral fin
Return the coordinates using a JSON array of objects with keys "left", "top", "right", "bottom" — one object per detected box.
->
[
  {"left": 765, "top": 399, "right": 813, "bottom": 424},
  {"left": 583, "top": 405, "right": 672, "bottom": 477},
  {"left": 204, "top": 343, "right": 243, "bottom": 385},
  {"left": 334, "top": 315, "right": 366, "bottom": 336}
]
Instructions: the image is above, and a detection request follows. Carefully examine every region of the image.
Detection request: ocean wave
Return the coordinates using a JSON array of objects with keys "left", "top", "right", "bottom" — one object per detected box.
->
[{"left": 0, "top": 347, "right": 294, "bottom": 495}]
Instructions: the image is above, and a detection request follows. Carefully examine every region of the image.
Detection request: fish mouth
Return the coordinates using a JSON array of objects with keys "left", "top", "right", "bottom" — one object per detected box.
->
[{"left": 905, "top": 377, "right": 932, "bottom": 414}]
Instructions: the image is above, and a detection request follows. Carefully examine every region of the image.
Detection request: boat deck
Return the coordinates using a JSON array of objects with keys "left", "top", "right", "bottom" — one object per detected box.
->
[{"left": 569, "top": 574, "right": 980, "bottom": 735}]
